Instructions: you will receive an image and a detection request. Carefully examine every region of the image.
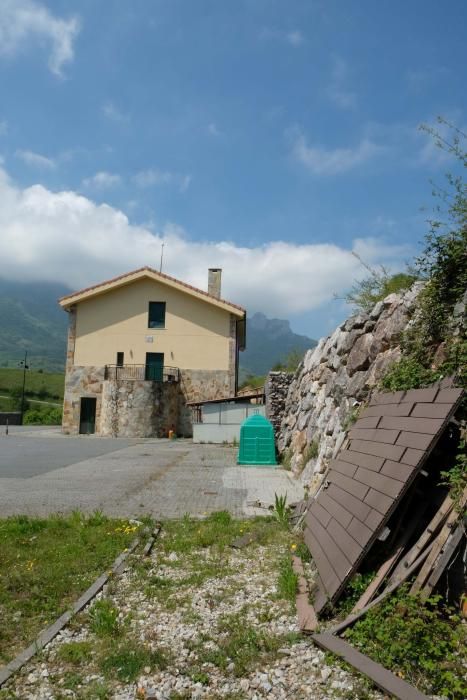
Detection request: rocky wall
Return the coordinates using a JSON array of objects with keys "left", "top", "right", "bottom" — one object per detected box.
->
[
  {"left": 265, "top": 371, "right": 294, "bottom": 439},
  {"left": 62, "top": 365, "right": 106, "bottom": 435},
  {"left": 100, "top": 380, "right": 179, "bottom": 438},
  {"left": 177, "top": 369, "right": 235, "bottom": 436},
  {"left": 277, "top": 284, "right": 424, "bottom": 494}
]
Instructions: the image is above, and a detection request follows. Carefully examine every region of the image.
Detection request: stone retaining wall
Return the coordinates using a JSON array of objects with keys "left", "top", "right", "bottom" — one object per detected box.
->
[
  {"left": 277, "top": 284, "right": 424, "bottom": 494},
  {"left": 265, "top": 371, "right": 294, "bottom": 440}
]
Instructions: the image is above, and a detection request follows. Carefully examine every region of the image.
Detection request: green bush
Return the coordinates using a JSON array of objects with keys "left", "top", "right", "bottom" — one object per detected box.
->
[
  {"left": 23, "top": 406, "right": 62, "bottom": 425},
  {"left": 380, "top": 358, "right": 442, "bottom": 392},
  {"left": 345, "top": 587, "right": 467, "bottom": 698}
]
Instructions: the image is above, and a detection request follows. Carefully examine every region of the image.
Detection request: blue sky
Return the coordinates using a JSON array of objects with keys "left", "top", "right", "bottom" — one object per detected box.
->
[{"left": 0, "top": 0, "right": 465, "bottom": 339}]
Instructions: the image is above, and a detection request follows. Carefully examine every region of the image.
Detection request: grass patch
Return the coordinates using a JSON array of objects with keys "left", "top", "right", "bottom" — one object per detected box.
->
[
  {"left": 100, "top": 641, "right": 170, "bottom": 682},
  {"left": 0, "top": 368, "right": 64, "bottom": 401},
  {"left": 88, "top": 599, "right": 121, "bottom": 637},
  {"left": 57, "top": 641, "right": 93, "bottom": 665},
  {"left": 344, "top": 586, "right": 467, "bottom": 698},
  {"left": 0, "top": 512, "right": 142, "bottom": 663},
  {"left": 276, "top": 555, "right": 298, "bottom": 607}
]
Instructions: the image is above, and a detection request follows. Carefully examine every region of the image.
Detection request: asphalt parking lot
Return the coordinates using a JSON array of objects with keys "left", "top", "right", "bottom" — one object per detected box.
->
[{"left": 0, "top": 427, "right": 304, "bottom": 519}]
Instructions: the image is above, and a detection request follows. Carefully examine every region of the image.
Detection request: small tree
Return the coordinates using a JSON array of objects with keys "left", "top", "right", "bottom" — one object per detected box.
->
[{"left": 343, "top": 254, "right": 418, "bottom": 313}]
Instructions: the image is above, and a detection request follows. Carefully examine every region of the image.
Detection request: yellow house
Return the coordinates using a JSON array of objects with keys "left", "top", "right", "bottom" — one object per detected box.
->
[{"left": 59, "top": 266, "right": 246, "bottom": 437}]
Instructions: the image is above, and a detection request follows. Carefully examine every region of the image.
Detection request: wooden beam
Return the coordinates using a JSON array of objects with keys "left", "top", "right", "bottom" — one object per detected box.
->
[
  {"left": 389, "top": 493, "right": 453, "bottom": 585},
  {"left": 312, "top": 633, "right": 430, "bottom": 700},
  {"left": 292, "top": 556, "right": 318, "bottom": 632},
  {"left": 422, "top": 521, "right": 465, "bottom": 595},
  {"left": 352, "top": 549, "right": 402, "bottom": 613},
  {"left": 330, "top": 542, "right": 434, "bottom": 636},
  {"left": 411, "top": 487, "right": 467, "bottom": 594}
]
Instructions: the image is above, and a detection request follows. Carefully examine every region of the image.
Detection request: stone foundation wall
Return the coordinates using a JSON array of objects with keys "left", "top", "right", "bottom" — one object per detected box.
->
[
  {"left": 100, "top": 380, "right": 179, "bottom": 438},
  {"left": 177, "top": 369, "right": 235, "bottom": 436},
  {"left": 62, "top": 365, "right": 234, "bottom": 437},
  {"left": 277, "top": 284, "right": 424, "bottom": 494},
  {"left": 62, "top": 365, "right": 106, "bottom": 435},
  {"left": 265, "top": 371, "right": 294, "bottom": 440}
]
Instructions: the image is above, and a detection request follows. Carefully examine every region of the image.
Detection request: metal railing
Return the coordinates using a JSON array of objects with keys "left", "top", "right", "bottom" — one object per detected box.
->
[{"left": 104, "top": 364, "right": 180, "bottom": 383}]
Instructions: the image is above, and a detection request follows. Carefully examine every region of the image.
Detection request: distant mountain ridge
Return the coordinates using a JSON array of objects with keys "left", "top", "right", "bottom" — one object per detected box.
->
[
  {"left": 240, "top": 312, "right": 316, "bottom": 377},
  {"left": 0, "top": 279, "right": 316, "bottom": 377}
]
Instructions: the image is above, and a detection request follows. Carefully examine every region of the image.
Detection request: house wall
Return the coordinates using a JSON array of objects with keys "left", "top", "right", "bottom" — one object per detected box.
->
[{"left": 73, "top": 277, "right": 233, "bottom": 371}]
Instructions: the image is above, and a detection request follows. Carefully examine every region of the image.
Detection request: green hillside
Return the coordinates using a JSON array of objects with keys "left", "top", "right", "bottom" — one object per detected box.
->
[{"left": 0, "top": 279, "right": 69, "bottom": 372}]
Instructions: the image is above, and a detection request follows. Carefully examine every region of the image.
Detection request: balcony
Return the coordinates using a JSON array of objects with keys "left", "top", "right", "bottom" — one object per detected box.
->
[{"left": 104, "top": 364, "right": 180, "bottom": 382}]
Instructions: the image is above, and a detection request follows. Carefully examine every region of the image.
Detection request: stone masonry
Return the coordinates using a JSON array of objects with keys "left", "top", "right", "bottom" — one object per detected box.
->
[
  {"left": 265, "top": 371, "right": 294, "bottom": 440},
  {"left": 277, "top": 284, "right": 424, "bottom": 494}
]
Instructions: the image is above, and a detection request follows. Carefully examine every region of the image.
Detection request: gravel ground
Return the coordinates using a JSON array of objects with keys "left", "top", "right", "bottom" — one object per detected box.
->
[{"left": 1, "top": 522, "right": 384, "bottom": 700}]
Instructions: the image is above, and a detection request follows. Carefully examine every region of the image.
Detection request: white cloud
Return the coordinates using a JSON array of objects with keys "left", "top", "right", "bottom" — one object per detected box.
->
[
  {"left": 0, "top": 164, "right": 407, "bottom": 318},
  {"left": 260, "top": 27, "right": 304, "bottom": 47},
  {"left": 208, "top": 122, "right": 220, "bottom": 136},
  {"left": 291, "top": 129, "right": 383, "bottom": 175},
  {"left": 102, "top": 101, "right": 130, "bottom": 123},
  {"left": 0, "top": 0, "right": 80, "bottom": 77},
  {"left": 15, "top": 149, "right": 56, "bottom": 169},
  {"left": 326, "top": 56, "right": 357, "bottom": 109},
  {"left": 82, "top": 171, "right": 122, "bottom": 189},
  {"left": 132, "top": 168, "right": 191, "bottom": 193}
]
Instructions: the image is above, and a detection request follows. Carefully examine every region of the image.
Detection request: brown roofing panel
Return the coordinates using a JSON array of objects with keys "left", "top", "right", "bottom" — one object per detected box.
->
[
  {"left": 410, "top": 402, "right": 453, "bottom": 419},
  {"left": 402, "top": 387, "right": 439, "bottom": 403},
  {"left": 361, "top": 402, "right": 414, "bottom": 418},
  {"left": 396, "top": 431, "right": 433, "bottom": 450},
  {"left": 339, "top": 449, "right": 385, "bottom": 472},
  {"left": 369, "top": 390, "right": 405, "bottom": 405},
  {"left": 327, "top": 484, "right": 372, "bottom": 522},
  {"left": 350, "top": 439, "right": 406, "bottom": 461},
  {"left": 379, "top": 415, "right": 444, "bottom": 434},
  {"left": 304, "top": 382, "right": 463, "bottom": 613},
  {"left": 348, "top": 427, "right": 400, "bottom": 445},
  {"left": 354, "top": 466, "right": 404, "bottom": 498}
]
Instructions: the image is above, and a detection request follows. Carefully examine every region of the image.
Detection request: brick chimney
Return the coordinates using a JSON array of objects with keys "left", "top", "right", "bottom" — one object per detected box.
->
[{"left": 208, "top": 268, "right": 222, "bottom": 299}]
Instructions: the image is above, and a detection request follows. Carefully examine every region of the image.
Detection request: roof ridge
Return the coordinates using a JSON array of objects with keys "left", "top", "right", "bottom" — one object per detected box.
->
[{"left": 58, "top": 266, "right": 245, "bottom": 313}]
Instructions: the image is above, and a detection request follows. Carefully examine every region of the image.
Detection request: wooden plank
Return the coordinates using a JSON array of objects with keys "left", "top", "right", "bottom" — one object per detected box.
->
[
  {"left": 396, "top": 432, "right": 433, "bottom": 451},
  {"left": 292, "top": 556, "right": 318, "bottom": 632},
  {"left": 338, "top": 449, "right": 385, "bottom": 471},
  {"left": 312, "top": 634, "right": 430, "bottom": 700},
  {"left": 423, "top": 522, "right": 465, "bottom": 594},
  {"left": 330, "top": 543, "right": 435, "bottom": 636},
  {"left": 411, "top": 403, "right": 453, "bottom": 419},
  {"left": 380, "top": 416, "right": 443, "bottom": 435},
  {"left": 350, "top": 439, "right": 406, "bottom": 461},
  {"left": 361, "top": 402, "right": 414, "bottom": 418},
  {"left": 352, "top": 548, "right": 403, "bottom": 613},
  {"left": 349, "top": 427, "right": 400, "bottom": 445},
  {"left": 388, "top": 493, "right": 453, "bottom": 583},
  {"left": 327, "top": 484, "right": 371, "bottom": 522},
  {"left": 411, "top": 488, "right": 467, "bottom": 593}
]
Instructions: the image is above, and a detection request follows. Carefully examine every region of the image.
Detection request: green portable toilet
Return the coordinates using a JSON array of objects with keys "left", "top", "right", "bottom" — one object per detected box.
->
[{"left": 237, "top": 414, "right": 277, "bottom": 466}]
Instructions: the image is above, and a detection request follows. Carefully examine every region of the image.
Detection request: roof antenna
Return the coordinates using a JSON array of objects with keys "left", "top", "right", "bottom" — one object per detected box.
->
[{"left": 159, "top": 242, "right": 165, "bottom": 273}]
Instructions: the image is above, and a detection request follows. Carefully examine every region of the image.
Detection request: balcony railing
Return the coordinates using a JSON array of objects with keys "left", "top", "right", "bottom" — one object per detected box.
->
[{"left": 104, "top": 364, "right": 180, "bottom": 383}]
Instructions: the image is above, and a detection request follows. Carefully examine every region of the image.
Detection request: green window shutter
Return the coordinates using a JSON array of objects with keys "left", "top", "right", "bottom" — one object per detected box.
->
[{"left": 148, "top": 302, "right": 166, "bottom": 328}]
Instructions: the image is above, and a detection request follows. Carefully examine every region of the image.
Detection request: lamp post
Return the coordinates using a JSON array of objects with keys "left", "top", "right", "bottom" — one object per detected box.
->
[{"left": 19, "top": 351, "right": 29, "bottom": 425}]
